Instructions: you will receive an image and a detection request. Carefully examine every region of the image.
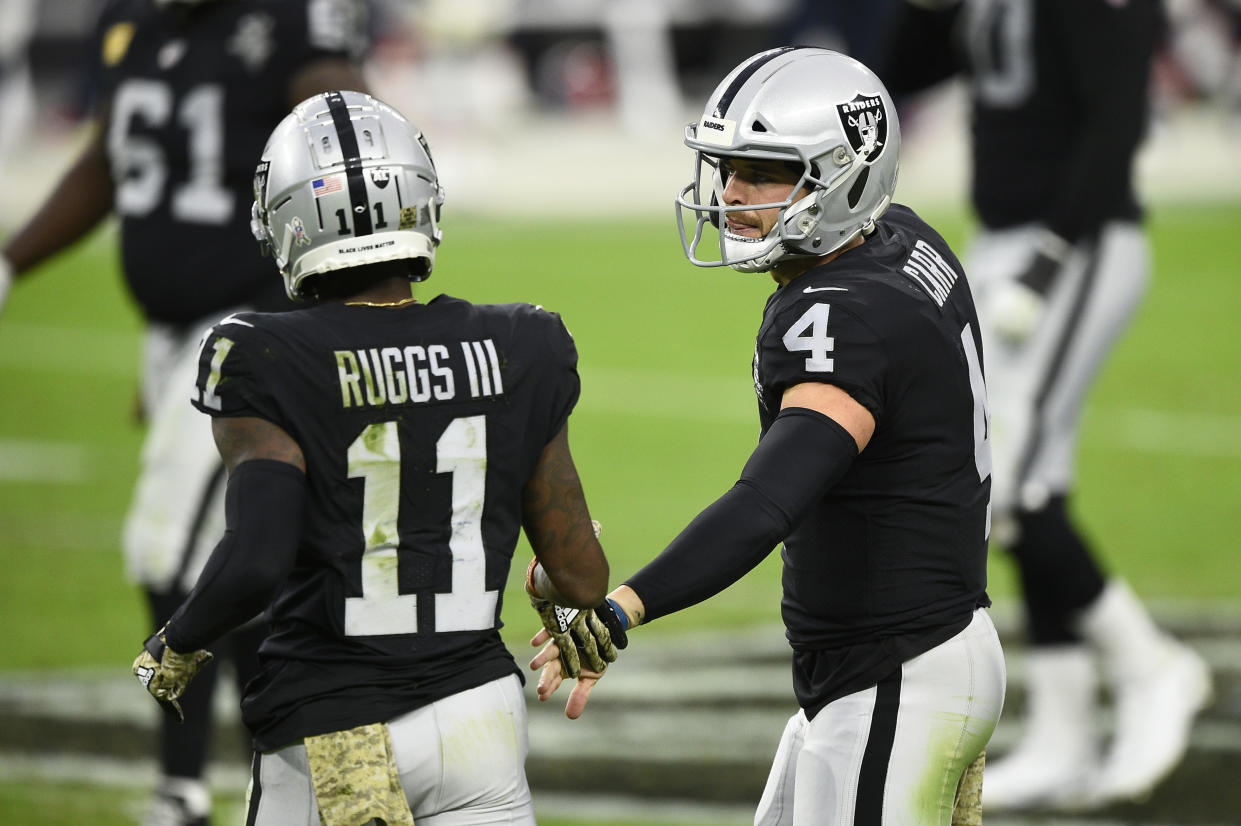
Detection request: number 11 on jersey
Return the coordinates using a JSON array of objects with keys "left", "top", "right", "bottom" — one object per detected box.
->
[{"left": 344, "top": 416, "right": 498, "bottom": 636}]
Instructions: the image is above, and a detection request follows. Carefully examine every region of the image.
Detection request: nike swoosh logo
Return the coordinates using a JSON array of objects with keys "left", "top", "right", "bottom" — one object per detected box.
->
[{"left": 803, "top": 286, "right": 848, "bottom": 294}]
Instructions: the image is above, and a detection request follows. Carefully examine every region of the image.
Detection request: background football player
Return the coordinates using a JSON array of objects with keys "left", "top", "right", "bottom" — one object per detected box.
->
[
  {"left": 0, "top": 0, "right": 370, "bottom": 823},
  {"left": 880, "top": 0, "right": 1212, "bottom": 810},
  {"left": 530, "top": 47, "right": 1006, "bottom": 825},
  {"left": 132, "top": 89, "right": 612, "bottom": 826}
]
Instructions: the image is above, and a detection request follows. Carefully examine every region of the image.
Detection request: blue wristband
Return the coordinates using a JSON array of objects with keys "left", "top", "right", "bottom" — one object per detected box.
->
[{"left": 606, "top": 597, "right": 630, "bottom": 631}]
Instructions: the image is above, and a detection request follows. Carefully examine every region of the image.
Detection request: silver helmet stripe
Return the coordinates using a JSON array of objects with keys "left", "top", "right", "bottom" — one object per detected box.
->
[{"left": 325, "top": 91, "right": 373, "bottom": 237}]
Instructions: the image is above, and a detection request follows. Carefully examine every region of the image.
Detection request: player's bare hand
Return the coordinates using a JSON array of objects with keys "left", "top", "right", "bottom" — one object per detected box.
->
[{"left": 530, "top": 629, "right": 603, "bottom": 719}]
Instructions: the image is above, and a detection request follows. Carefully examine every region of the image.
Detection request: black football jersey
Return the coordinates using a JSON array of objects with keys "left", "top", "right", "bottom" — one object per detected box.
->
[
  {"left": 191, "top": 296, "right": 580, "bottom": 750},
  {"left": 754, "top": 205, "right": 992, "bottom": 710},
  {"left": 881, "top": 0, "right": 1163, "bottom": 241},
  {"left": 93, "top": 0, "right": 367, "bottom": 325}
]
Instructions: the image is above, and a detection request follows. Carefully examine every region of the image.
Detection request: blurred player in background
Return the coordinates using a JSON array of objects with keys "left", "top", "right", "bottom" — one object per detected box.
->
[
  {"left": 133, "top": 89, "right": 611, "bottom": 825},
  {"left": 0, "top": 1, "right": 369, "bottom": 823},
  {"left": 776, "top": 0, "right": 901, "bottom": 71},
  {"left": 531, "top": 47, "right": 1005, "bottom": 825},
  {"left": 0, "top": 0, "right": 38, "bottom": 228},
  {"left": 880, "top": 0, "right": 1212, "bottom": 810}
]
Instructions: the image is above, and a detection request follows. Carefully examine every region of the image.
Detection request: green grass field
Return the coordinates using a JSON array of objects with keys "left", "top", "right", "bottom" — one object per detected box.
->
[{"left": 1, "top": 203, "right": 1239, "bottom": 823}]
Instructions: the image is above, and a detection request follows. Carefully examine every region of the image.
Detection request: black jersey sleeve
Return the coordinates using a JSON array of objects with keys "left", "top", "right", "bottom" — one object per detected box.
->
[
  {"left": 190, "top": 316, "right": 288, "bottom": 431},
  {"left": 531, "top": 308, "right": 582, "bottom": 444},
  {"left": 1045, "top": 0, "right": 1161, "bottom": 239},
  {"left": 760, "top": 294, "right": 888, "bottom": 421}
]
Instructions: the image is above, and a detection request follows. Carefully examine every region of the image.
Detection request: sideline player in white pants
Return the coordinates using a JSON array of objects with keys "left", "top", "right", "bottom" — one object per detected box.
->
[{"left": 881, "top": 0, "right": 1212, "bottom": 809}]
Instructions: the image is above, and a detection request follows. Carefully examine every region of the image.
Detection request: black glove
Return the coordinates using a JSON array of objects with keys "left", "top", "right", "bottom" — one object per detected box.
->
[{"left": 991, "top": 230, "right": 1069, "bottom": 344}]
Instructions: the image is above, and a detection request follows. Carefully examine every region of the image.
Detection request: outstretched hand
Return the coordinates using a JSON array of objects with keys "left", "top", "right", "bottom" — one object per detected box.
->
[{"left": 530, "top": 627, "right": 603, "bottom": 719}]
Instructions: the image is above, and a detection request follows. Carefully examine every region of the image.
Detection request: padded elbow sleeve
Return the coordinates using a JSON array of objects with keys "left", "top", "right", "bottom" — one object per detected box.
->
[{"left": 164, "top": 459, "right": 305, "bottom": 651}]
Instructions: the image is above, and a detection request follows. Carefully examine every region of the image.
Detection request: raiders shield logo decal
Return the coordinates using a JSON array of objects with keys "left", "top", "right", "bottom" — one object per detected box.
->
[
  {"left": 836, "top": 94, "right": 888, "bottom": 161},
  {"left": 253, "top": 161, "right": 270, "bottom": 204}
]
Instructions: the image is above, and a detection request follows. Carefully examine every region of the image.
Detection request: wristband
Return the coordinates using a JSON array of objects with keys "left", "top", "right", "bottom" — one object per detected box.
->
[
  {"left": 606, "top": 598, "right": 630, "bottom": 631},
  {"left": 596, "top": 598, "right": 629, "bottom": 649}
]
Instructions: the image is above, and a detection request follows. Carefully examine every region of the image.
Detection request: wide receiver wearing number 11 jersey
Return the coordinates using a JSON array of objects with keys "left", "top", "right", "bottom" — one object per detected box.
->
[{"left": 191, "top": 297, "right": 580, "bottom": 751}]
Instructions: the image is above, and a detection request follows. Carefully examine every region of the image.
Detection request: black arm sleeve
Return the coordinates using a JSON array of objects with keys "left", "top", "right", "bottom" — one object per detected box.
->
[
  {"left": 163, "top": 459, "right": 306, "bottom": 652},
  {"left": 625, "top": 407, "right": 859, "bottom": 623}
]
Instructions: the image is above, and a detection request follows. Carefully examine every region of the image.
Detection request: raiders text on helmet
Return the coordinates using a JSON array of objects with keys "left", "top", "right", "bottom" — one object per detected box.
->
[
  {"left": 251, "top": 90, "right": 445, "bottom": 300},
  {"left": 675, "top": 47, "right": 901, "bottom": 273}
]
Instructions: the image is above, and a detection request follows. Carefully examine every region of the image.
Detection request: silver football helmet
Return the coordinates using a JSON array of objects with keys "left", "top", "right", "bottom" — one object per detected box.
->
[
  {"left": 252, "top": 90, "right": 445, "bottom": 300},
  {"left": 676, "top": 47, "right": 900, "bottom": 273}
]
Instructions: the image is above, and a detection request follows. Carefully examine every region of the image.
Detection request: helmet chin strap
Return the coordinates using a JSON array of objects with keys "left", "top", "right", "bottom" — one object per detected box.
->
[
  {"left": 736, "top": 148, "right": 881, "bottom": 273},
  {"left": 726, "top": 235, "right": 786, "bottom": 273},
  {"left": 723, "top": 189, "right": 821, "bottom": 273}
]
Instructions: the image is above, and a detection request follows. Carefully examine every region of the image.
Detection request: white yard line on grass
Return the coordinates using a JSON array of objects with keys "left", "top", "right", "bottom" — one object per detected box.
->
[
  {"left": 0, "top": 439, "right": 91, "bottom": 482},
  {"left": 0, "top": 321, "right": 138, "bottom": 377}
]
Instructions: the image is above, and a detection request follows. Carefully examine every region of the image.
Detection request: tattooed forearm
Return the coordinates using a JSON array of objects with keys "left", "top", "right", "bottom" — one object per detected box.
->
[{"left": 522, "top": 426, "right": 608, "bottom": 608}]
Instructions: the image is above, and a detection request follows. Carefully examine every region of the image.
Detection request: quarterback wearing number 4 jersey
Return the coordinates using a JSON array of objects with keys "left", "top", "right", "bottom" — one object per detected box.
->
[
  {"left": 755, "top": 202, "right": 993, "bottom": 706},
  {"left": 531, "top": 48, "right": 1005, "bottom": 826}
]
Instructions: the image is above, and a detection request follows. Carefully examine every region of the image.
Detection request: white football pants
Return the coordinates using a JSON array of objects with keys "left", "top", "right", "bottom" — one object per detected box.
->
[
  {"left": 754, "top": 609, "right": 1006, "bottom": 826},
  {"left": 122, "top": 315, "right": 235, "bottom": 592},
  {"left": 246, "top": 674, "right": 535, "bottom": 825},
  {"left": 967, "top": 222, "right": 1149, "bottom": 518}
]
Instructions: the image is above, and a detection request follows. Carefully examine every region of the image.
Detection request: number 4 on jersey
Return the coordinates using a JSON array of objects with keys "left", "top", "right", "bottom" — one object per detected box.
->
[{"left": 782, "top": 303, "right": 835, "bottom": 372}]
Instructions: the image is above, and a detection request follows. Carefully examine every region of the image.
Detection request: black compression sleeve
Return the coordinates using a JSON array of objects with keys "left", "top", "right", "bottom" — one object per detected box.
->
[
  {"left": 163, "top": 459, "right": 305, "bottom": 652},
  {"left": 625, "top": 407, "right": 858, "bottom": 623}
]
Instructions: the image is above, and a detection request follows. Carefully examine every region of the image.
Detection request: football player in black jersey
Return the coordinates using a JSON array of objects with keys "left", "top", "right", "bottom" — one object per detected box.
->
[
  {"left": 0, "top": 1, "right": 370, "bottom": 823},
  {"left": 531, "top": 47, "right": 1005, "bottom": 825},
  {"left": 130, "top": 90, "right": 612, "bottom": 826},
  {"left": 881, "top": 0, "right": 1211, "bottom": 810}
]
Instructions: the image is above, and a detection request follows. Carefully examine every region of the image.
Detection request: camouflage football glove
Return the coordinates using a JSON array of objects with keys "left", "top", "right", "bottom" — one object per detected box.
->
[
  {"left": 131, "top": 629, "right": 213, "bottom": 723},
  {"left": 529, "top": 590, "right": 629, "bottom": 678}
]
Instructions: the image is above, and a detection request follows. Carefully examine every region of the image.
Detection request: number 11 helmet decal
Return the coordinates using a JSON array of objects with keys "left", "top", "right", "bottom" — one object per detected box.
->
[
  {"left": 675, "top": 47, "right": 901, "bottom": 274},
  {"left": 251, "top": 90, "right": 445, "bottom": 300}
]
